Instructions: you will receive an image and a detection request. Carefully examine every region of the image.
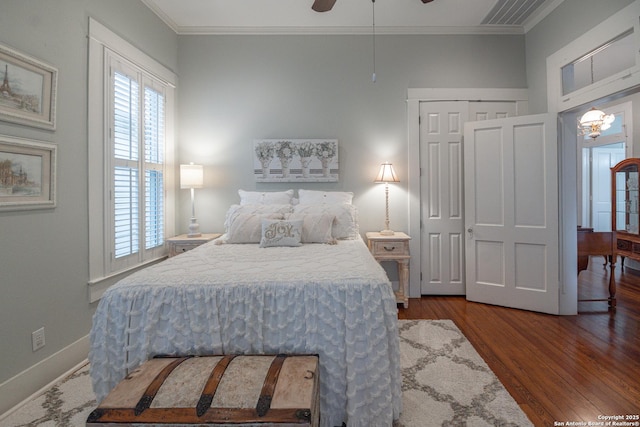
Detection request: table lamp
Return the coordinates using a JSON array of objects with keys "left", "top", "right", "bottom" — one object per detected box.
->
[
  {"left": 180, "top": 163, "right": 204, "bottom": 237},
  {"left": 374, "top": 162, "right": 400, "bottom": 235}
]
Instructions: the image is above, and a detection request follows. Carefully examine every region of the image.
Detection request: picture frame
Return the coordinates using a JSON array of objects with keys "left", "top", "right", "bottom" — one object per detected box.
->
[
  {"left": 0, "top": 135, "right": 57, "bottom": 211},
  {"left": 254, "top": 139, "right": 339, "bottom": 182},
  {"left": 0, "top": 43, "right": 57, "bottom": 130}
]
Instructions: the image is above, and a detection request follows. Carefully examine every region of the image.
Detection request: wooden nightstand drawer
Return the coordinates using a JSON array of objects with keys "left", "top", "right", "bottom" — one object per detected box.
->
[
  {"left": 166, "top": 233, "right": 221, "bottom": 257},
  {"left": 172, "top": 242, "right": 202, "bottom": 255},
  {"left": 365, "top": 232, "right": 411, "bottom": 308},
  {"left": 371, "top": 240, "right": 409, "bottom": 257}
]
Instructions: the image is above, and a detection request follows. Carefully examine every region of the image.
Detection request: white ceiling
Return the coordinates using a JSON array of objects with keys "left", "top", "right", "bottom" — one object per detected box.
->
[{"left": 141, "top": 0, "right": 565, "bottom": 35}]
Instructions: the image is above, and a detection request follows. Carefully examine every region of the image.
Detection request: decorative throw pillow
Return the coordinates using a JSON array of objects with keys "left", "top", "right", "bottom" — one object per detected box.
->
[
  {"left": 225, "top": 213, "right": 284, "bottom": 243},
  {"left": 259, "top": 219, "right": 303, "bottom": 248},
  {"left": 223, "top": 204, "right": 293, "bottom": 233},
  {"left": 286, "top": 213, "right": 335, "bottom": 243},
  {"left": 292, "top": 204, "right": 359, "bottom": 239},
  {"left": 298, "top": 189, "right": 353, "bottom": 205},
  {"left": 238, "top": 189, "right": 294, "bottom": 205}
]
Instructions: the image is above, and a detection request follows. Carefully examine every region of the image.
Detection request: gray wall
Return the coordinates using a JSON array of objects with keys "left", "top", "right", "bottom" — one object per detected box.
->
[
  {"left": 0, "top": 0, "right": 177, "bottom": 412},
  {"left": 176, "top": 34, "right": 527, "bottom": 237},
  {"left": 1, "top": 0, "right": 638, "bottom": 416}
]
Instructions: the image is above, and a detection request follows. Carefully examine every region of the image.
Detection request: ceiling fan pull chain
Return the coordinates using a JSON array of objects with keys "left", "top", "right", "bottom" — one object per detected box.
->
[{"left": 372, "top": 0, "right": 376, "bottom": 82}]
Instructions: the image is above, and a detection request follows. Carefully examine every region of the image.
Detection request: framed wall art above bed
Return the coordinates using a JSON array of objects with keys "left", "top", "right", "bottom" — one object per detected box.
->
[{"left": 254, "top": 139, "right": 338, "bottom": 182}]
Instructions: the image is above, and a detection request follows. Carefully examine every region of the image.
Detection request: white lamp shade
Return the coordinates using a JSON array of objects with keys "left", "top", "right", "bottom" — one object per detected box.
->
[
  {"left": 180, "top": 164, "right": 204, "bottom": 189},
  {"left": 374, "top": 162, "right": 400, "bottom": 183}
]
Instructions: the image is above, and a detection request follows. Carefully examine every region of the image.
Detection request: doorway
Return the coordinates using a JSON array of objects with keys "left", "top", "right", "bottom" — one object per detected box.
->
[
  {"left": 578, "top": 102, "right": 632, "bottom": 232},
  {"left": 583, "top": 143, "right": 625, "bottom": 231},
  {"left": 418, "top": 100, "right": 518, "bottom": 296},
  {"left": 407, "top": 88, "right": 530, "bottom": 301}
]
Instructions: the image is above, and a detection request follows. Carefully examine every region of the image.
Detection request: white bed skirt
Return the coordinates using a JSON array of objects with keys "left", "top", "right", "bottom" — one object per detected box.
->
[{"left": 89, "top": 238, "right": 401, "bottom": 427}]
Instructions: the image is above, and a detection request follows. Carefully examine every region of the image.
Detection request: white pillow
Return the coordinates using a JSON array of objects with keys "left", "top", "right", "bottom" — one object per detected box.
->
[
  {"left": 224, "top": 204, "right": 293, "bottom": 233},
  {"left": 292, "top": 204, "right": 359, "bottom": 239},
  {"left": 225, "top": 213, "right": 284, "bottom": 243},
  {"left": 286, "top": 213, "right": 335, "bottom": 244},
  {"left": 297, "top": 189, "right": 353, "bottom": 205},
  {"left": 239, "top": 189, "right": 294, "bottom": 205},
  {"left": 259, "top": 219, "right": 303, "bottom": 248}
]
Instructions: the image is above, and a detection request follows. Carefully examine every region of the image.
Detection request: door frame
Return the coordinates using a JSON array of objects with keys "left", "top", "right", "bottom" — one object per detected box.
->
[
  {"left": 583, "top": 143, "right": 626, "bottom": 231},
  {"left": 548, "top": 1, "right": 640, "bottom": 315},
  {"left": 407, "top": 88, "right": 530, "bottom": 299},
  {"left": 578, "top": 101, "right": 632, "bottom": 231}
]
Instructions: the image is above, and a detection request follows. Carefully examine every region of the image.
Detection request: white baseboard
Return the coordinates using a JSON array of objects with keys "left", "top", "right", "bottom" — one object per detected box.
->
[{"left": 0, "top": 334, "right": 90, "bottom": 418}]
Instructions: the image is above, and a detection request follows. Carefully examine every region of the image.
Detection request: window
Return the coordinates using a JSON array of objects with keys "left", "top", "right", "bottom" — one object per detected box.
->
[
  {"left": 88, "top": 19, "right": 175, "bottom": 300},
  {"left": 562, "top": 30, "right": 636, "bottom": 96},
  {"left": 108, "top": 61, "right": 167, "bottom": 273},
  {"left": 547, "top": 1, "right": 640, "bottom": 113}
]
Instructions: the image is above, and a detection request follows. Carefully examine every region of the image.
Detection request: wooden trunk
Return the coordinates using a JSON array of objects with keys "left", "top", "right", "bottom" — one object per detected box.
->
[{"left": 87, "top": 355, "right": 319, "bottom": 426}]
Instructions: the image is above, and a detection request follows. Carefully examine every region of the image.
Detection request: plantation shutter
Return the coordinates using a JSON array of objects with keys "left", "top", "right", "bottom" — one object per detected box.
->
[
  {"left": 109, "top": 58, "right": 167, "bottom": 273},
  {"left": 113, "top": 70, "right": 140, "bottom": 260},
  {"left": 144, "top": 85, "right": 165, "bottom": 250}
]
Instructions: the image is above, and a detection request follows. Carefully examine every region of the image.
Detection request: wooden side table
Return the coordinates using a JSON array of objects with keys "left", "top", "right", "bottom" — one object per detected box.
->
[
  {"left": 366, "top": 231, "right": 411, "bottom": 308},
  {"left": 166, "top": 233, "right": 221, "bottom": 257}
]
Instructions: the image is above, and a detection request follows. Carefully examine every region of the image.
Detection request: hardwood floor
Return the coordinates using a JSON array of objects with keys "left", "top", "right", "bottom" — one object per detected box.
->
[{"left": 398, "top": 256, "right": 640, "bottom": 426}]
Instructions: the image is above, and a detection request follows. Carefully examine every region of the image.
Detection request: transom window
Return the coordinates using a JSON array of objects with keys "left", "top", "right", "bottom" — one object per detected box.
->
[{"left": 562, "top": 29, "right": 635, "bottom": 96}]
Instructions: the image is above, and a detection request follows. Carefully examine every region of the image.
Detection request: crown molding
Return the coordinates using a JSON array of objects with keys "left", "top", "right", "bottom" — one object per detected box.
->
[
  {"left": 141, "top": 0, "right": 181, "bottom": 31},
  {"left": 171, "top": 25, "right": 524, "bottom": 36},
  {"left": 142, "top": 0, "right": 528, "bottom": 36},
  {"left": 523, "top": 0, "right": 565, "bottom": 33}
]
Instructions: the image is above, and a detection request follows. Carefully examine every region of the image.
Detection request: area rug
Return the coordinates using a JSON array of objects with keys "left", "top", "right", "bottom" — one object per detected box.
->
[
  {"left": 0, "top": 320, "right": 532, "bottom": 426},
  {"left": 395, "top": 319, "right": 531, "bottom": 427}
]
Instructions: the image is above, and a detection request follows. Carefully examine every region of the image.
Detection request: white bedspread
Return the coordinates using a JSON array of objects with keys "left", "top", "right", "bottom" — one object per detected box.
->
[{"left": 89, "top": 237, "right": 401, "bottom": 427}]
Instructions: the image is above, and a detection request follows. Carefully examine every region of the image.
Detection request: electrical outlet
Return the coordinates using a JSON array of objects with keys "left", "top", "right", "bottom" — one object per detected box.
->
[{"left": 32, "top": 327, "right": 45, "bottom": 352}]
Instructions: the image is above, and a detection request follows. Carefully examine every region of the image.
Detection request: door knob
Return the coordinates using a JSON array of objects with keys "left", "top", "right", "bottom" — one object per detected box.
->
[{"left": 467, "top": 227, "right": 473, "bottom": 238}]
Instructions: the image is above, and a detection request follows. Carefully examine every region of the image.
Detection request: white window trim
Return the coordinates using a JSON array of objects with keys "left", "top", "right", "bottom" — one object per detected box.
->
[
  {"left": 88, "top": 18, "right": 176, "bottom": 302},
  {"left": 547, "top": 1, "right": 640, "bottom": 114}
]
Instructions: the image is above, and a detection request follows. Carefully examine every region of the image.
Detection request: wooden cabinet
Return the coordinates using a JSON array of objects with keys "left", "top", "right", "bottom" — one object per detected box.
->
[
  {"left": 366, "top": 232, "right": 411, "bottom": 308},
  {"left": 612, "top": 158, "right": 640, "bottom": 261},
  {"left": 166, "top": 233, "right": 221, "bottom": 257},
  {"left": 607, "top": 158, "right": 640, "bottom": 308}
]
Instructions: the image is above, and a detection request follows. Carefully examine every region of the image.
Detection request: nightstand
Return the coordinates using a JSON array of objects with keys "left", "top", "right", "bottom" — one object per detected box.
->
[
  {"left": 366, "top": 231, "right": 411, "bottom": 308},
  {"left": 166, "top": 233, "right": 221, "bottom": 257}
]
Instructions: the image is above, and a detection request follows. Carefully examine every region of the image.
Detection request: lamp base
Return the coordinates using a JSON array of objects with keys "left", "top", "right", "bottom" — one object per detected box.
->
[
  {"left": 379, "top": 229, "right": 395, "bottom": 236},
  {"left": 188, "top": 218, "right": 201, "bottom": 238}
]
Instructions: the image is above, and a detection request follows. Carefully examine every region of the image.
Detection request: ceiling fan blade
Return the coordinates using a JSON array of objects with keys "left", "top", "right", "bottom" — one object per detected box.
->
[
  {"left": 312, "top": 0, "right": 337, "bottom": 12},
  {"left": 421, "top": 0, "right": 434, "bottom": 3}
]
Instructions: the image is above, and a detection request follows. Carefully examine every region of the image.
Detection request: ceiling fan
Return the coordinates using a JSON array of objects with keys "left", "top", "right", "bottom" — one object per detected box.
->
[{"left": 312, "top": 0, "right": 433, "bottom": 12}]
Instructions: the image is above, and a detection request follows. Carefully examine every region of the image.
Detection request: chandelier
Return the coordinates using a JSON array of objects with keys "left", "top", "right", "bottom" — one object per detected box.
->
[{"left": 578, "top": 107, "right": 615, "bottom": 139}]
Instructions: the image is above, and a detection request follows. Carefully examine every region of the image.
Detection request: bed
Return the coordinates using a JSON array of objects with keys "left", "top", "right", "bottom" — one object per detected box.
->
[{"left": 89, "top": 190, "right": 402, "bottom": 427}]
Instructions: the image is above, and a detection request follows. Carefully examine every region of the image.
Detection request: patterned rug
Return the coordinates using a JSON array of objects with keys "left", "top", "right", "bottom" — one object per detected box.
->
[
  {"left": 0, "top": 320, "right": 531, "bottom": 426},
  {"left": 396, "top": 320, "right": 531, "bottom": 427}
]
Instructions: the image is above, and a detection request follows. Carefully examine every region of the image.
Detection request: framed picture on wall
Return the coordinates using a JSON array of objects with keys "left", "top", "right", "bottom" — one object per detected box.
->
[
  {"left": 0, "top": 43, "right": 57, "bottom": 130},
  {"left": 0, "top": 135, "right": 57, "bottom": 211},
  {"left": 254, "top": 139, "right": 339, "bottom": 182}
]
